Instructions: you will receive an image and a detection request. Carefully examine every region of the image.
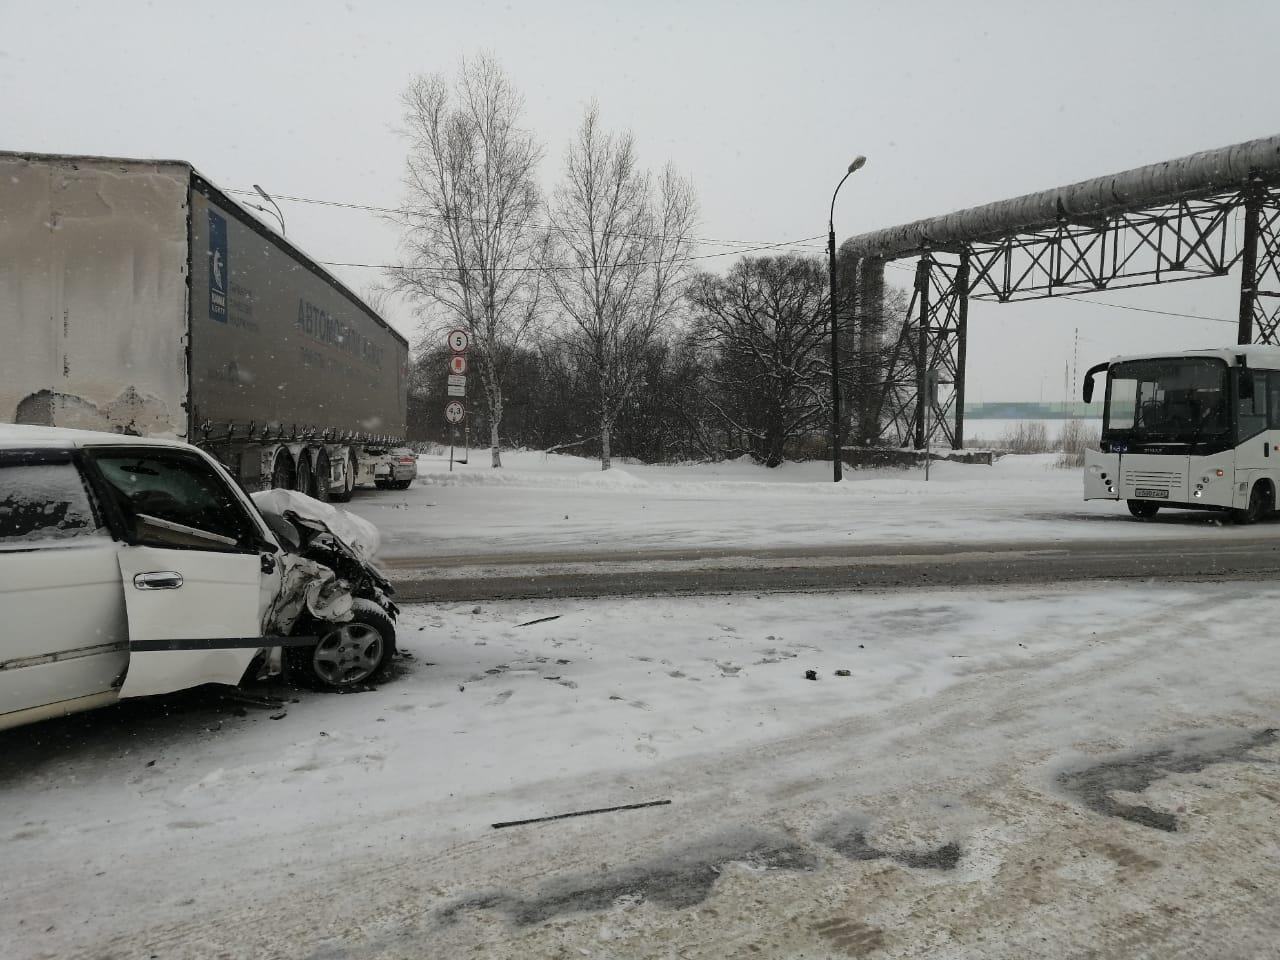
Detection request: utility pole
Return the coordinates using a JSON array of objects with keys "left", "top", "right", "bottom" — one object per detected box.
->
[
  {"left": 1071, "top": 327, "right": 1079, "bottom": 410},
  {"left": 828, "top": 155, "right": 867, "bottom": 483}
]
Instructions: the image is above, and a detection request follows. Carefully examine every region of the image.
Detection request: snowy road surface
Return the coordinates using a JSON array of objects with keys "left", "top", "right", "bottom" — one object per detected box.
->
[
  {"left": 344, "top": 451, "right": 1280, "bottom": 563},
  {"left": 4, "top": 584, "right": 1279, "bottom": 958}
]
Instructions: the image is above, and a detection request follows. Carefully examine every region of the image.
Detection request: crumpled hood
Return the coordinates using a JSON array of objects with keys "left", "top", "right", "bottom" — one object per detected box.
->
[{"left": 251, "top": 488, "right": 382, "bottom": 562}]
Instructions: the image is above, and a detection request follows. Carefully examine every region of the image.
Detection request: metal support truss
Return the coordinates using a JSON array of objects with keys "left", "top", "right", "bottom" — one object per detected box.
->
[
  {"left": 874, "top": 251, "right": 970, "bottom": 449},
  {"left": 1238, "top": 184, "right": 1280, "bottom": 344},
  {"left": 967, "top": 193, "right": 1241, "bottom": 303},
  {"left": 841, "top": 135, "right": 1280, "bottom": 451},
  {"left": 859, "top": 187, "right": 1280, "bottom": 450}
]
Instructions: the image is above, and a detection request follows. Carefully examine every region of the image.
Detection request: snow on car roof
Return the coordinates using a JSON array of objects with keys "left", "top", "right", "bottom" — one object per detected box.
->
[{"left": 0, "top": 424, "right": 193, "bottom": 451}]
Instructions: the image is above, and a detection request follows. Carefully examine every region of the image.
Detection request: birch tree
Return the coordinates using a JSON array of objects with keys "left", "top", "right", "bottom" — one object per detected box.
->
[
  {"left": 547, "top": 105, "right": 697, "bottom": 470},
  {"left": 388, "top": 56, "right": 544, "bottom": 467}
]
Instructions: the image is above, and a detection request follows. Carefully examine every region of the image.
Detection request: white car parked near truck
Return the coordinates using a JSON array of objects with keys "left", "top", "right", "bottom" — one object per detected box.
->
[{"left": 0, "top": 424, "right": 399, "bottom": 733}]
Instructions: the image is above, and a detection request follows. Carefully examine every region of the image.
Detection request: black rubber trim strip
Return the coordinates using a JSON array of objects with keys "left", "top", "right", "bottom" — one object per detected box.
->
[{"left": 131, "top": 635, "right": 317, "bottom": 652}]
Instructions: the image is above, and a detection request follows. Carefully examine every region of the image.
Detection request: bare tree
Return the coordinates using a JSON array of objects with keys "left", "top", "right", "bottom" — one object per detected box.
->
[
  {"left": 387, "top": 55, "right": 544, "bottom": 467},
  {"left": 360, "top": 282, "right": 393, "bottom": 319},
  {"left": 546, "top": 105, "right": 697, "bottom": 470},
  {"left": 688, "top": 256, "right": 830, "bottom": 466}
]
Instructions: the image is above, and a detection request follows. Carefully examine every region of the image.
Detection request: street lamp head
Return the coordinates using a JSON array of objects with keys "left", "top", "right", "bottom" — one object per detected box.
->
[
  {"left": 848, "top": 156, "right": 867, "bottom": 174},
  {"left": 253, "top": 183, "right": 272, "bottom": 201}
]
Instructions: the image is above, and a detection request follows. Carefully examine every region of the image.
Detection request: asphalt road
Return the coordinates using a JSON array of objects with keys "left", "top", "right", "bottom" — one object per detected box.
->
[{"left": 382, "top": 530, "right": 1280, "bottom": 601}]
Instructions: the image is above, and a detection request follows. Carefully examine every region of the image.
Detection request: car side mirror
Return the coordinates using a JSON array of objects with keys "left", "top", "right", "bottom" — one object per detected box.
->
[{"left": 260, "top": 512, "right": 301, "bottom": 552}]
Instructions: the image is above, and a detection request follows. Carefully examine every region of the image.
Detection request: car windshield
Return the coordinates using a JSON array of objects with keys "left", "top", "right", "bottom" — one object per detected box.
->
[{"left": 1104, "top": 357, "right": 1229, "bottom": 443}]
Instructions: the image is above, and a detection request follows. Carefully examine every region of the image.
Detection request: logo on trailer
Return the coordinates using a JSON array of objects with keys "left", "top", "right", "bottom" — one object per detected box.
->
[{"left": 208, "top": 210, "right": 229, "bottom": 323}]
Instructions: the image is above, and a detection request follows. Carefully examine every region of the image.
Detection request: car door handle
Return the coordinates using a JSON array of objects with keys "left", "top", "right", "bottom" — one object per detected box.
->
[{"left": 133, "top": 571, "right": 184, "bottom": 590}]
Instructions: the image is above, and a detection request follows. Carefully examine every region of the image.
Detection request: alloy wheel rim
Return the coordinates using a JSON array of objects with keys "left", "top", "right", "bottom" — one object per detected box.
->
[{"left": 312, "top": 623, "right": 383, "bottom": 684}]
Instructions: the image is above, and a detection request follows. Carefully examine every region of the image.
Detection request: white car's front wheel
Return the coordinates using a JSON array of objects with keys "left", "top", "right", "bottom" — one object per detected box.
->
[{"left": 289, "top": 599, "right": 396, "bottom": 689}]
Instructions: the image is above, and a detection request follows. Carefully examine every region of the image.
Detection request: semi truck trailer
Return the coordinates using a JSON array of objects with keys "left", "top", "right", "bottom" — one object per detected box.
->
[{"left": 0, "top": 151, "right": 409, "bottom": 501}]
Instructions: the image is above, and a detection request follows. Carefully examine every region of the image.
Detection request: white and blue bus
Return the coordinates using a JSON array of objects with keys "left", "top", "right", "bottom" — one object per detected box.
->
[{"left": 1082, "top": 346, "right": 1280, "bottom": 522}]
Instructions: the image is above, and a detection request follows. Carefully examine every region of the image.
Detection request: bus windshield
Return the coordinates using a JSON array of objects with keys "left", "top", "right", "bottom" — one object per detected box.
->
[{"left": 1104, "top": 357, "right": 1229, "bottom": 446}]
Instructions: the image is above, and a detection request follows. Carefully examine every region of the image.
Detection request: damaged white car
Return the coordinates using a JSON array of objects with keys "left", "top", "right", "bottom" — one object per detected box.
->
[{"left": 0, "top": 425, "right": 399, "bottom": 732}]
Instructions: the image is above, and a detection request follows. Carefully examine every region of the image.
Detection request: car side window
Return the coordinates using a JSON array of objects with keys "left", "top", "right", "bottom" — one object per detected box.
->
[
  {"left": 90, "top": 449, "right": 256, "bottom": 551},
  {"left": 0, "top": 458, "right": 108, "bottom": 546}
]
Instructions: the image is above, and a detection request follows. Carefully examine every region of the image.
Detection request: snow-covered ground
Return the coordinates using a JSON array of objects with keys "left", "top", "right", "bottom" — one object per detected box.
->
[
  {"left": 345, "top": 450, "right": 1275, "bottom": 561},
  {"left": 5, "top": 583, "right": 1278, "bottom": 958}
]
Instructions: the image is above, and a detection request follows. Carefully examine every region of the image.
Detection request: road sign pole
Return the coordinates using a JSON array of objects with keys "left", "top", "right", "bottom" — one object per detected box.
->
[{"left": 449, "top": 426, "right": 455, "bottom": 473}]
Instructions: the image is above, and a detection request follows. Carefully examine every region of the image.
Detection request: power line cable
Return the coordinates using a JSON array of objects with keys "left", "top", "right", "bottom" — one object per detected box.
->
[
  {"left": 320, "top": 233, "right": 827, "bottom": 272},
  {"left": 226, "top": 187, "right": 826, "bottom": 253},
  {"left": 1060, "top": 295, "right": 1235, "bottom": 325},
  {"left": 228, "top": 187, "right": 1234, "bottom": 322}
]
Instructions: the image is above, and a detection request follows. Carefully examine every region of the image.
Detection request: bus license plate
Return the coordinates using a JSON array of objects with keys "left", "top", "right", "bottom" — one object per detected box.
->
[{"left": 1134, "top": 488, "right": 1169, "bottom": 499}]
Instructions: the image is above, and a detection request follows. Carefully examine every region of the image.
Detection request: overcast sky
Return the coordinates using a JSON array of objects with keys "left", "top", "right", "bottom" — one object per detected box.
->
[{"left": 4, "top": 0, "right": 1278, "bottom": 401}]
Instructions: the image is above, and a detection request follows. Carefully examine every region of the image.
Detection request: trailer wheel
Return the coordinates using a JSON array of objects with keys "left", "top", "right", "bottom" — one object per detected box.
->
[
  {"left": 330, "top": 450, "right": 357, "bottom": 503},
  {"left": 313, "top": 450, "right": 332, "bottom": 503},
  {"left": 1126, "top": 500, "right": 1160, "bottom": 519},
  {"left": 270, "top": 450, "right": 296, "bottom": 490},
  {"left": 295, "top": 449, "right": 315, "bottom": 498}
]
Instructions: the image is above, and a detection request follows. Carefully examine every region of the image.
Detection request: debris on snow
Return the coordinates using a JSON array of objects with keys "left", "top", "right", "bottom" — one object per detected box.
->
[
  {"left": 517, "top": 615, "right": 562, "bottom": 627},
  {"left": 491, "top": 799, "right": 671, "bottom": 830}
]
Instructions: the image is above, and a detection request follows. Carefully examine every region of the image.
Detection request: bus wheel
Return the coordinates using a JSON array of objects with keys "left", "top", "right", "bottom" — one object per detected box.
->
[
  {"left": 1127, "top": 500, "right": 1160, "bottom": 519},
  {"left": 1231, "top": 482, "right": 1271, "bottom": 525}
]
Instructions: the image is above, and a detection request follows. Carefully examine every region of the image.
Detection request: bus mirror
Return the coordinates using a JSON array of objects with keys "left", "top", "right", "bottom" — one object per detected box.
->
[{"left": 1082, "top": 362, "right": 1108, "bottom": 403}]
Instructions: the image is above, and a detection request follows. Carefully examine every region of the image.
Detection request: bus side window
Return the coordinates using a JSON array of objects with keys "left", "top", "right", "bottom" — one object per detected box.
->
[
  {"left": 1240, "top": 371, "right": 1268, "bottom": 440},
  {"left": 1269, "top": 372, "right": 1280, "bottom": 429}
]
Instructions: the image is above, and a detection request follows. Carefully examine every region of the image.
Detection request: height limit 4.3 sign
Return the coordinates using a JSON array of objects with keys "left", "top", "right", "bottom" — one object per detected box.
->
[{"left": 444, "top": 401, "right": 465, "bottom": 425}]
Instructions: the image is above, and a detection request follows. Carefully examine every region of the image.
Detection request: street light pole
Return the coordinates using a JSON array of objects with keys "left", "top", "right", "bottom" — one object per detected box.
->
[
  {"left": 252, "top": 183, "right": 287, "bottom": 237},
  {"left": 828, "top": 155, "right": 867, "bottom": 483}
]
